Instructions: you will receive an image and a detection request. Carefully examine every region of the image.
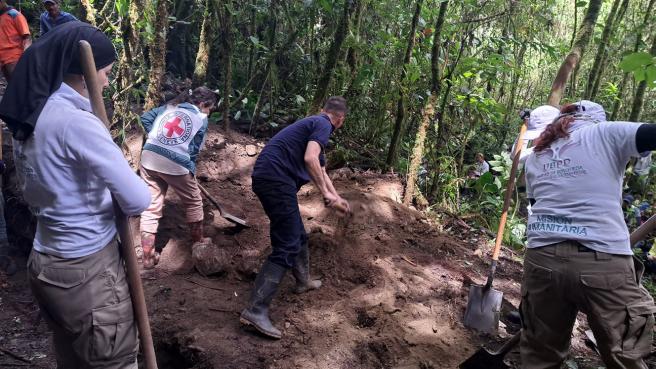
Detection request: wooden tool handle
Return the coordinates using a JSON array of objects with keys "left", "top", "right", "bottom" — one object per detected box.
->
[
  {"left": 631, "top": 214, "right": 656, "bottom": 246},
  {"left": 491, "top": 122, "right": 528, "bottom": 262},
  {"left": 79, "top": 40, "right": 158, "bottom": 369},
  {"left": 198, "top": 183, "right": 226, "bottom": 215}
]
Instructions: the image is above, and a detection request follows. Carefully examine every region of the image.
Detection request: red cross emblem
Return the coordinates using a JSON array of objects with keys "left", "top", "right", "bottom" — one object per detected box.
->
[{"left": 163, "top": 117, "right": 184, "bottom": 138}]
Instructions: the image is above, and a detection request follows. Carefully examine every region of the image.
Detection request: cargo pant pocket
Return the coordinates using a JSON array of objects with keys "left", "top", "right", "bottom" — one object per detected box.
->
[
  {"left": 90, "top": 298, "right": 137, "bottom": 362},
  {"left": 622, "top": 301, "right": 656, "bottom": 358},
  {"left": 37, "top": 267, "right": 86, "bottom": 288}
]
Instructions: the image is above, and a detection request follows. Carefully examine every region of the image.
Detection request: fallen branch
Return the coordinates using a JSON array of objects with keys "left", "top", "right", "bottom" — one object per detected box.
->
[
  {"left": 0, "top": 348, "right": 31, "bottom": 364},
  {"left": 401, "top": 255, "right": 417, "bottom": 266},
  {"left": 184, "top": 277, "right": 227, "bottom": 291}
]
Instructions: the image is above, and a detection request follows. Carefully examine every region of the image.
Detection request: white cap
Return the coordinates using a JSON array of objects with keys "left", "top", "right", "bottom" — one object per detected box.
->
[
  {"left": 525, "top": 105, "right": 560, "bottom": 140},
  {"left": 575, "top": 100, "right": 606, "bottom": 122}
]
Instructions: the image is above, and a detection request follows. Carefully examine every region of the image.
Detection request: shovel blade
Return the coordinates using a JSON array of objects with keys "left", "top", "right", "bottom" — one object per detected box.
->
[
  {"left": 459, "top": 347, "right": 511, "bottom": 369},
  {"left": 463, "top": 284, "right": 503, "bottom": 334},
  {"left": 224, "top": 213, "right": 249, "bottom": 228}
]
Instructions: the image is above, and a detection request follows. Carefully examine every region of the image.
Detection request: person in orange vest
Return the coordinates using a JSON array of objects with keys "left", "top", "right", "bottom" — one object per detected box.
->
[{"left": 0, "top": 0, "right": 30, "bottom": 81}]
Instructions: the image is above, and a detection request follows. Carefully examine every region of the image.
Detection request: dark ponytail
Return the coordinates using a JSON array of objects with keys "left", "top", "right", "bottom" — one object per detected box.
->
[
  {"left": 167, "top": 86, "right": 217, "bottom": 110},
  {"left": 533, "top": 104, "right": 578, "bottom": 152}
]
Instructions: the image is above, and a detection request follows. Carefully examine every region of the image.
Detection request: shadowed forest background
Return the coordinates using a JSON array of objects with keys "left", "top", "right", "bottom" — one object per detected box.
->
[{"left": 10, "top": 0, "right": 656, "bottom": 260}]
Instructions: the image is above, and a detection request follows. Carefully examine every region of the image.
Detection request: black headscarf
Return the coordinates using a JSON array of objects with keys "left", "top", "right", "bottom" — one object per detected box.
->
[{"left": 0, "top": 21, "right": 116, "bottom": 140}]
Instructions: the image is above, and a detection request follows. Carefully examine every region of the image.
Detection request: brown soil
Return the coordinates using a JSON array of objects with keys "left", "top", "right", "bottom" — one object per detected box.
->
[{"left": 0, "top": 126, "right": 620, "bottom": 368}]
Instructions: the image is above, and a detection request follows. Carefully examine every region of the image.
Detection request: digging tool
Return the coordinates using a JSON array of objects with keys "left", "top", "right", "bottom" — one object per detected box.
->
[
  {"left": 463, "top": 118, "right": 529, "bottom": 334},
  {"left": 79, "top": 40, "right": 158, "bottom": 369},
  {"left": 198, "top": 183, "right": 249, "bottom": 227},
  {"left": 459, "top": 220, "right": 656, "bottom": 369},
  {"left": 459, "top": 331, "right": 520, "bottom": 369}
]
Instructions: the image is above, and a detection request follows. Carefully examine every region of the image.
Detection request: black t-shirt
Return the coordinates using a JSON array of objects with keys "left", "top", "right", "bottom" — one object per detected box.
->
[{"left": 252, "top": 114, "right": 333, "bottom": 189}]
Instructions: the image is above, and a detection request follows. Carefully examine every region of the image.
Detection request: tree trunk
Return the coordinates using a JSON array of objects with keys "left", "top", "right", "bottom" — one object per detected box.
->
[
  {"left": 589, "top": 0, "right": 629, "bottom": 100},
  {"left": 584, "top": 0, "right": 622, "bottom": 100},
  {"left": 193, "top": 0, "right": 213, "bottom": 87},
  {"left": 403, "top": 0, "right": 448, "bottom": 205},
  {"left": 385, "top": 0, "right": 423, "bottom": 169},
  {"left": 80, "top": 0, "right": 97, "bottom": 26},
  {"left": 547, "top": 0, "right": 602, "bottom": 106},
  {"left": 219, "top": 1, "right": 234, "bottom": 132},
  {"left": 629, "top": 33, "right": 656, "bottom": 121},
  {"left": 144, "top": 0, "right": 169, "bottom": 111},
  {"left": 611, "top": 0, "right": 655, "bottom": 120},
  {"left": 308, "top": 0, "right": 354, "bottom": 114}
]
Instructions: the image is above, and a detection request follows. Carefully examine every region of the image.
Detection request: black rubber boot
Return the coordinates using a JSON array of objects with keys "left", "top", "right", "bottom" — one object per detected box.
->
[
  {"left": 240, "top": 260, "right": 286, "bottom": 339},
  {"left": 292, "top": 240, "right": 322, "bottom": 294}
]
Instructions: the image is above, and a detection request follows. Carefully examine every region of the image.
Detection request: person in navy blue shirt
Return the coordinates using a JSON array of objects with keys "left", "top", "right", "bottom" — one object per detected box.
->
[
  {"left": 240, "top": 96, "right": 350, "bottom": 339},
  {"left": 40, "top": 0, "right": 77, "bottom": 36}
]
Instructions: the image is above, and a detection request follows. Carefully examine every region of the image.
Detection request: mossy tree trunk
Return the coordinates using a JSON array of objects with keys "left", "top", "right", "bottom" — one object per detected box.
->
[
  {"left": 308, "top": 0, "right": 354, "bottom": 114},
  {"left": 403, "top": 0, "right": 448, "bottom": 206},
  {"left": 547, "top": 0, "right": 602, "bottom": 106},
  {"left": 144, "top": 0, "right": 170, "bottom": 110},
  {"left": 385, "top": 0, "right": 423, "bottom": 169},
  {"left": 193, "top": 0, "right": 214, "bottom": 87},
  {"left": 584, "top": 0, "right": 623, "bottom": 100}
]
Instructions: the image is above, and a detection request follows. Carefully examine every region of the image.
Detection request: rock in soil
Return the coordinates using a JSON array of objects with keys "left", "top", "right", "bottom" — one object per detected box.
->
[{"left": 192, "top": 238, "right": 229, "bottom": 277}]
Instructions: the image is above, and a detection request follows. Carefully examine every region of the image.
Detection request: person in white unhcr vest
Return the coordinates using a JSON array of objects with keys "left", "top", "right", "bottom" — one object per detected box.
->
[
  {"left": 138, "top": 87, "right": 217, "bottom": 269},
  {"left": 521, "top": 100, "right": 656, "bottom": 369}
]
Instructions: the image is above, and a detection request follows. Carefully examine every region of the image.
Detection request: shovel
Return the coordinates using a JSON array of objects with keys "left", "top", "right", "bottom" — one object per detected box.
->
[
  {"left": 198, "top": 183, "right": 249, "bottom": 228},
  {"left": 459, "top": 331, "right": 520, "bottom": 369},
  {"left": 463, "top": 119, "right": 528, "bottom": 334},
  {"left": 79, "top": 40, "right": 158, "bottom": 369}
]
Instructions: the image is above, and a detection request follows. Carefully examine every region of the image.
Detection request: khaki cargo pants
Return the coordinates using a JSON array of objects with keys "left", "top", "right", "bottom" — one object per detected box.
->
[
  {"left": 520, "top": 241, "right": 656, "bottom": 369},
  {"left": 139, "top": 165, "right": 204, "bottom": 234},
  {"left": 27, "top": 240, "right": 138, "bottom": 369}
]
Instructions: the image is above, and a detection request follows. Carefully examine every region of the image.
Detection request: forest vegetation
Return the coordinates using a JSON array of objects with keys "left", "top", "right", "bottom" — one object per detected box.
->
[{"left": 13, "top": 0, "right": 656, "bottom": 247}]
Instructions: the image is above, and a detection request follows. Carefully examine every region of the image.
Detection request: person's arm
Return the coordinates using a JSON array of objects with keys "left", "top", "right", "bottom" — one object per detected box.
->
[
  {"left": 322, "top": 167, "right": 350, "bottom": 212},
  {"left": 189, "top": 116, "right": 208, "bottom": 164},
  {"left": 39, "top": 14, "right": 46, "bottom": 36},
  {"left": 139, "top": 106, "right": 166, "bottom": 133},
  {"left": 22, "top": 35, "right": 31, "bottom": 50},
  {"left": 304, "top": 141, "right": 335, "bottom": 203},
  {"left": 66, "top": 115, "right": 151, "bottom": 215},
  {"left": 15, "top": 13, "right": 30, "bottom": 49},
  {"left": 636, "top": 124, "right": 656, "bottom": 153}
]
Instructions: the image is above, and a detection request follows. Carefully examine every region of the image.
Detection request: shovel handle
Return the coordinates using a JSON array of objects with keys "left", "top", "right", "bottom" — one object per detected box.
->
[
  {"left": 630, "top": 214, "right": 656, "bottom": 246},
  {"left": 491, "top": 121, "right": 528, "bottom": 262},
  {"left": 495, "top": 331, "right": 521, "bottom": 356},
  {"left": 79, "top": 40, "right": 158, "bottom": 369},
  {"left": 198, "top": 183, "right": 226, "bottom": 215}
]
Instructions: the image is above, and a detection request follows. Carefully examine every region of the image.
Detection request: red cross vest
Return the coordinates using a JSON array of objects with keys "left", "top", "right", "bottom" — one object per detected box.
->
[{"left": 143, "top": 105, "right": 205, "bottom": 173}]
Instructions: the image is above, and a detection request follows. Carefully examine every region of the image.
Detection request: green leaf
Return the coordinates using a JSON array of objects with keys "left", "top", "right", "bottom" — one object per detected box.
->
[
  {"left": 646, "top": 66, "right": 656, "bottom": 88},
  {"left": 619, "top": 52, "right": 653, "bottom": 72},
  {"left": 635, "top": 68, "right": 646, "bottom": 82},
  {"left": 575, "top": 1, "right": 587, "bottom": 7}
]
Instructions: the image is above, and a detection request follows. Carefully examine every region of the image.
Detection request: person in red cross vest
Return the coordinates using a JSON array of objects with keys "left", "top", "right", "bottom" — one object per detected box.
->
[{"left": 138, "top": 86, "right": 217, "bottom": 269}]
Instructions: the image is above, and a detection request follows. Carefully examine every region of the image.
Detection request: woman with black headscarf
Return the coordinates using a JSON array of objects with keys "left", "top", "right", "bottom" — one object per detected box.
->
[{"left": 0, "top": 22, "right": 150, "bottom": 368}]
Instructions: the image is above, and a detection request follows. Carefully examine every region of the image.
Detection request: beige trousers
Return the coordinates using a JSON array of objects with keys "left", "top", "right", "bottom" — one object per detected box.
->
[
  {"left": 139, "top": 165, "right": 203, "bottom": 234},
  {"left": 27, "top": 240, "right": 138, "bottom": 369},
  {"left": 520, "top": 241, "right": 656, "bottom": 369}
]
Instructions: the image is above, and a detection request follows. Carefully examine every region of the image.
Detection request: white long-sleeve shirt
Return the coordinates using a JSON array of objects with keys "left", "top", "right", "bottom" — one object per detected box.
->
[{"left": 13, "top": 83, "right": 151, "bottom": 258}]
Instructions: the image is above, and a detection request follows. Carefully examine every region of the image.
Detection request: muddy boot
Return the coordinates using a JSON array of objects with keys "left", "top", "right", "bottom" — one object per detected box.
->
[
  {"left": 240, "top": 260, "right": 286, "bottom": 339},
  {"left": 189, "top": 221, "right": 203, "bottom": 244},
  {"left": 141, "top": 232, "right": 160, "bottom": 269},
  {"left": 292, "top": 241, "right": 322, "bottom": 294}
]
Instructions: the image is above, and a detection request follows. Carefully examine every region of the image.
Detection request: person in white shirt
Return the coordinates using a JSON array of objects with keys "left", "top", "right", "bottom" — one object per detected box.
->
[
  {"left": 0, "top": 22, "right": 150, "bottom": 368},
  {"left": 138, "top": 87, "right": 216, "bottom": 269},
  {"left": 521, "top": 100, "right": 656, "bottom": 369},
  {"left": 473, "top": 153, "right": 489, "bottom": 177}
]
